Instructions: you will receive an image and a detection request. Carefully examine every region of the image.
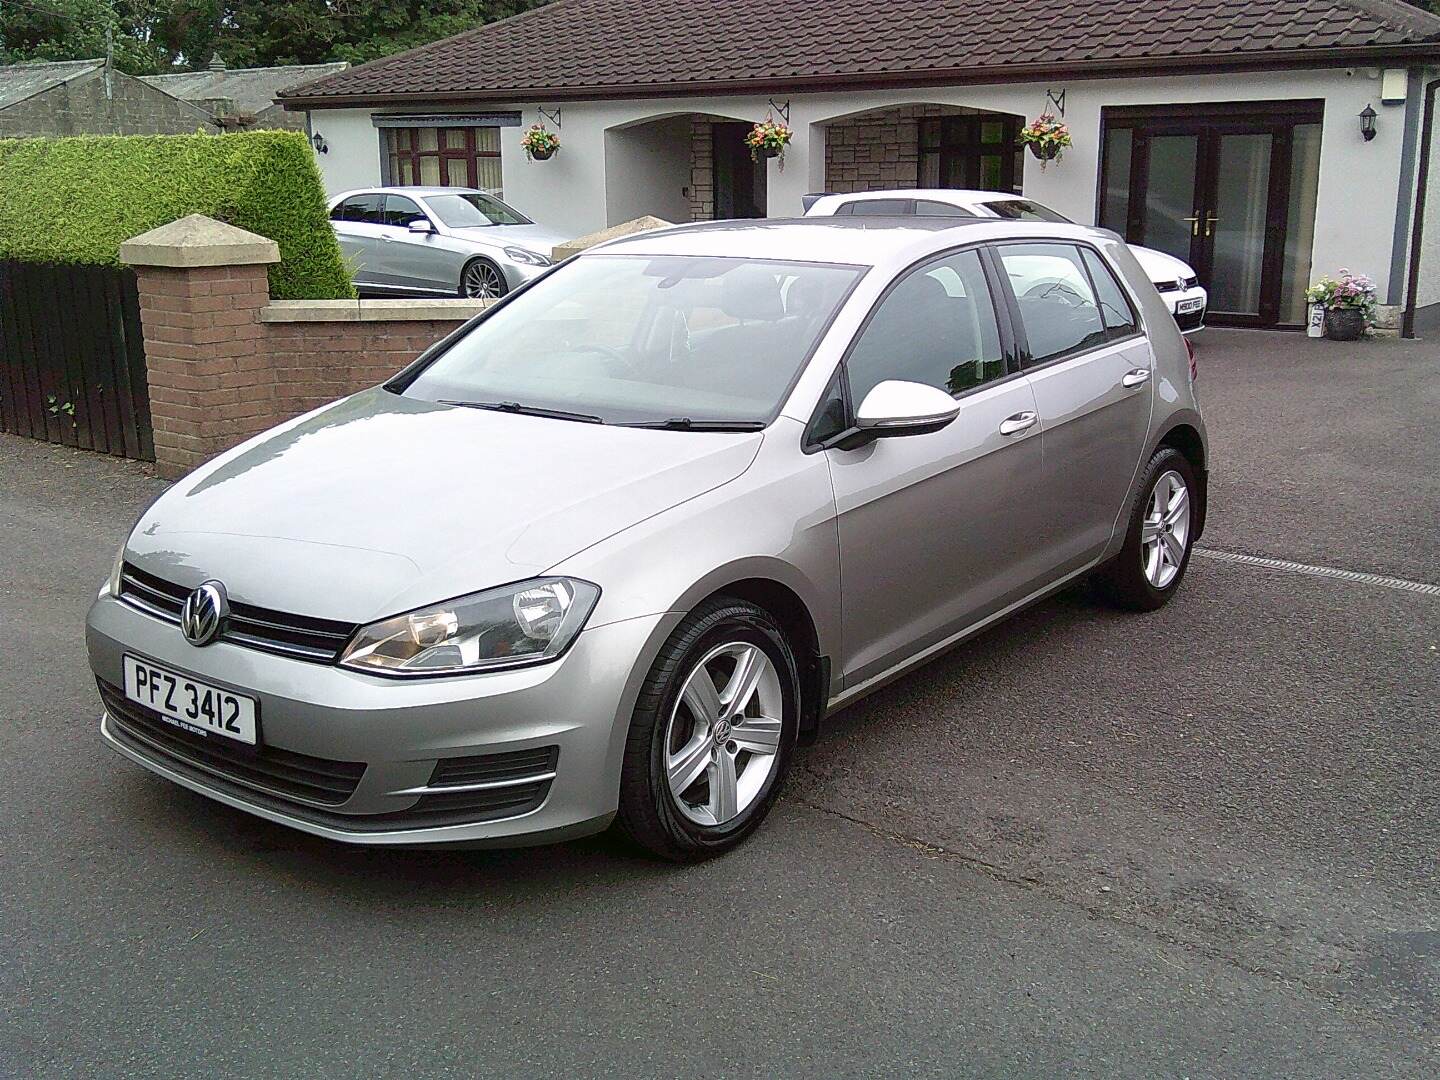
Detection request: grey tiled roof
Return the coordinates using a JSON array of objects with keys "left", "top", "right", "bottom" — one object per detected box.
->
[
  {"left": 280, "top": 0, "right": 1440, "bottom": 106},
  {"left": 0, "top": 59, "right": 103, "bottom": 110},
  {"left": 140, "top": 62, "right": 348, "bottom": 115}
]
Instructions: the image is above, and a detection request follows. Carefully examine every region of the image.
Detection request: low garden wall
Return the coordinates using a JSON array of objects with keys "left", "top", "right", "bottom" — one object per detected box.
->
[{"left": 121, "top": 215, "right": 486, "bottom": 478}]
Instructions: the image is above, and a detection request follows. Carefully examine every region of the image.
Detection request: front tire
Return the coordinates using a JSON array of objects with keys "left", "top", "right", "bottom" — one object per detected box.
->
[
  {"left": 1096, "top": 447, "right": 1198, "bottom": 611},
  {"left": 616, "top": 598, "right": 799, "bottom": 862},
  {"left": 459, "top": 258, "right": 508, "bottom": 299}
]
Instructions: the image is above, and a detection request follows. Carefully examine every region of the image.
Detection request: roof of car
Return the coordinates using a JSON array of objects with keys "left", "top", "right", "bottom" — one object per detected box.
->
[
  {"left": 818, "top": 189, "right": 1025, "bottom": 205},
  {"left": 590, "top": 216, "right": 1108, "bottom": 268},
  {"left": 331, "top": 186, "right": 487, "bottom": 201}
]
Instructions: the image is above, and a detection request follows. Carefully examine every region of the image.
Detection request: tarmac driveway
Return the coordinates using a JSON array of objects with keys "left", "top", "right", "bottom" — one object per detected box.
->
[{"left": 1, "top": 328, "right": 1435, "bottom": 1077}]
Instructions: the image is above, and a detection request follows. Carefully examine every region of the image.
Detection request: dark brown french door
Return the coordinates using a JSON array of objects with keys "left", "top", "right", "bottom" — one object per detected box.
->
[
  {"left": 1099, "top": 102, "right": 1323, "bottom": 328},
  {"left": 711, "top": 122, "right": 767, "bottom": 219}
]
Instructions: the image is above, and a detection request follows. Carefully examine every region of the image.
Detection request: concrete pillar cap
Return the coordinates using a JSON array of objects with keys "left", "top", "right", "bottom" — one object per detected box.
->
[{"left": 120, "top": 214, "right": 280, "bottom": 268}]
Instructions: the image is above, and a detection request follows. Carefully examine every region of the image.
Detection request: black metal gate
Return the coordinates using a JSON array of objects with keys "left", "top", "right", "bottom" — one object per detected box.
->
[{"left": 0, "top": 260, "right": 154, "bottom": 460}]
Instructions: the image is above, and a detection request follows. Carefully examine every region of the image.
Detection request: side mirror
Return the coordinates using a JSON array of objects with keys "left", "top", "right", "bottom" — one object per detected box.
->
[
  {"left": 853, "top": 380, "right": 961, "bottom": 438},
  {"left": 407, "top": 219, "right": 434, "bottom": 235}
]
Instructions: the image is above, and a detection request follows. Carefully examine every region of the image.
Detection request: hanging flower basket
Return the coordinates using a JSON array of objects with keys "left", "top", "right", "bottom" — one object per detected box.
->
[
  {"left": 745, "top": 118, "right": 792, "bottom": 169},
  {"left": 521, "top": 123, "right": 560, "bottom": 161},
  {"left": 1018, "top": 112, "right": 1072, "bottom": 168}
]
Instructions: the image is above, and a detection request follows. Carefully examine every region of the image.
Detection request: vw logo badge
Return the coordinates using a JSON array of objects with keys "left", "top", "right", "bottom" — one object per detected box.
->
[{"left": 180, "top": 581, "right": 228, "bottom": 646}]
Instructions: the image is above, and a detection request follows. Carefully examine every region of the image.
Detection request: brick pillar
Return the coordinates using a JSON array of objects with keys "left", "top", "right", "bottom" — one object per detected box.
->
[{"left": 120, "top": 214, "right": 280, "bottom": 479}]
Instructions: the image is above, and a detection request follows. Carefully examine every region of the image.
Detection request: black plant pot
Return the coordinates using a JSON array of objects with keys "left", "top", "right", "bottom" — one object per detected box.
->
[
  {"left": 763, "top": 145, "right": 781, "bottom": 159},
  {"left": 1027, "top": 142, "right": 1061, "bottom": 162},
  {"left": 1324, "top": 306, "right": 1367, "bottom": 341},
  {"left": 529, "top": 145, "right": 557, "bottom": 161}
]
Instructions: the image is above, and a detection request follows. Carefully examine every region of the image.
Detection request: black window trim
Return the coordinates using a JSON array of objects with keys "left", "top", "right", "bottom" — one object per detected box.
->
[
  {"left": 803, "top": 239, "right": 1024, "bottom": 453},
  {"left": 989, "top": 238, "right": 1145, "bottom": 374}
]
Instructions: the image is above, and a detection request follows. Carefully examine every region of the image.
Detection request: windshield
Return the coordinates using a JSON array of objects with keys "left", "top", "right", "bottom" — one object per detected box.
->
[
  {"left": 424, "top": 192, "right": 532, "bottom": 227},
  {"left": 402, "top": 254, "right": 863, "bottom": 426},
  {"left": 982, "top": 199, "right": 1071, "bottom": 223}
]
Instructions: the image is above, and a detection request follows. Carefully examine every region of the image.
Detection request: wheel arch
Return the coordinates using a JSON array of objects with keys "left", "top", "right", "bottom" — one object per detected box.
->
[{"left": 1155, "top": 420, "right": 1208, "bottom": 540}]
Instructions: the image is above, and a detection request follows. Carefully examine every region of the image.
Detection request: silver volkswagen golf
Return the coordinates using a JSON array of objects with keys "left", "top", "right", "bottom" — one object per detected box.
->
[{"left": 88, "top": 217, "right": 1207, "bottom": 861}]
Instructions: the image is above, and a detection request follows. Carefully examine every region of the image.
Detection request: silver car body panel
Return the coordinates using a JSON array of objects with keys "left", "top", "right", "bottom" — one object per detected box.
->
[
  {"left": 329, "top": 187, "right": 570, "bottom": 295},
  {"left": 89, "top": 216, "right": 1205, "bottom": 846}
]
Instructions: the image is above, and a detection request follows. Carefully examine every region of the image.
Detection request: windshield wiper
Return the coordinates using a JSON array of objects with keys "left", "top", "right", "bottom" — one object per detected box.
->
[
  {"left": 622, "top": 417, "right": 766, "bottom": 431},
  {"left": 440, "top": 400, "right": 605, "bottom": 424}
]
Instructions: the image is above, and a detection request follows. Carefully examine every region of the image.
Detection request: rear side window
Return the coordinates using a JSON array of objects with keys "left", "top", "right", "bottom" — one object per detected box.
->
[
  {"left": 1080, "top": 248, "right": 1138, "bottom": 337},
  {"left": 332, "top": 194, "right": 381, "bottom": 223},
  {"left": 997, "top": 243, "right": 1107, "bottom": 365},
  {"left": 846, "top": 247, "right": 1005, "bottom": 403}
]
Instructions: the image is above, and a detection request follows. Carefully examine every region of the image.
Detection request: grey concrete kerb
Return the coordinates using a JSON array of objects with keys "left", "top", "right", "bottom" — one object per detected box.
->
[{"left": 119, "top": 213, "right": 280, "bottom": 268}]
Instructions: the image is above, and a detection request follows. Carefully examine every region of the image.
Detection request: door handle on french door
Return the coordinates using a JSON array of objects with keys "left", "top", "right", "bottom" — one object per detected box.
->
[
  {"left": 998, "top": 411, "right": 1038, "bottom": 436},
  {"left": 1122, "top": 368, "right": 1151, "bottom": 389}
]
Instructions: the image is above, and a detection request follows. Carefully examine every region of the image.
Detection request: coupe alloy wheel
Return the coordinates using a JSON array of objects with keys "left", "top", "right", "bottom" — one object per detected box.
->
[
  {"left": 663, "top": 641, "right": 784, "bottom": 826},
  {"left": 1141, "top": 469, "right": 1191, "bottom": 589},
  {"left": 462, "top": 261, "right": 506, "bottom": 299}
]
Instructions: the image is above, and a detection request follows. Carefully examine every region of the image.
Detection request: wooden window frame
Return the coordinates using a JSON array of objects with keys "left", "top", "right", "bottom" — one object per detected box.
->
[{"left": 384, "top": 127, "right": 501, "bottom": 189}]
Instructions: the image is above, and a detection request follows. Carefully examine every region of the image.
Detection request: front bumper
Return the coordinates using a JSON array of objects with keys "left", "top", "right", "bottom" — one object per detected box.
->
[
  {"left": 88, "top": 592, "right": 668, "bottom": 846},
  {"left": 502, "top": 258, "right": 550, "bottom": 292},
  {"left": 1159, "top": 285, "right": 1208, "bottom": 334}
]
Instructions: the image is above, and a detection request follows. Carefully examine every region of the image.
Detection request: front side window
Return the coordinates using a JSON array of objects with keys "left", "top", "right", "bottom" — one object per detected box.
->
[
  {"left": 915, "top": 200, "right": 975, "bottom": 217},
  {"left": 999, "top": 243, "right": 1107, "bottom": 364},
  {"left": 424, "top": 192, "right": 530, "bottom": 228},
  {"left": 846, "top": 247, "right": 1005, "bottom": 404},
  {"left": 403, "top": 255, "right": 863, "bottom": 426},
  {"left": 384, "top": 126, "right": 502, "bottom": 191},
  {"left": 382, "top": 194, "right": 427, "bottom": 228}
]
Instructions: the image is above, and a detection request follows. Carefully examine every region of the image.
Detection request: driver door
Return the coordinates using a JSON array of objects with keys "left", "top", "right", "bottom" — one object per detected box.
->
[{"left": 823, "top": 246, "right": 1048, "bottom": 689}]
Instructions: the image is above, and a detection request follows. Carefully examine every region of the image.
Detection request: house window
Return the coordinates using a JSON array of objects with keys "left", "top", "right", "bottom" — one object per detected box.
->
[
  {"left": 918, "top": 116, "right": 1023, "bottom": 194},
  {"left": 384, "top": 127, "right": 502, "bottom": 191}
]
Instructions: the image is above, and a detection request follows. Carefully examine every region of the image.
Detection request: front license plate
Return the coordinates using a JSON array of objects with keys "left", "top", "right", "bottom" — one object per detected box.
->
[
  {"left": 1177, "top": 297, "right": 1204, "bottom": 314},
  {"left": 122, "top": 655, "right": 257, "bottom": 745}
]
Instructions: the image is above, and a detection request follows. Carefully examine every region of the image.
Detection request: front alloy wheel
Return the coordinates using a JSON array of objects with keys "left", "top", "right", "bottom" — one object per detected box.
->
[
  {"left": 460, "top": 260, "right": 507, "bottom": 299},
  {"left": 617, "top": 598, "right": 798, "bottom": 861}
]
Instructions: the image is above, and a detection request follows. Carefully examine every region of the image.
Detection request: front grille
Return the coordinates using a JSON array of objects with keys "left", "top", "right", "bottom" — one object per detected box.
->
[
  {"left": 100, "top": 680, "right": 365, "bottom": 806},
  {"left": 118, "top": 563, "right": 358, "bottom": 664},
  {"left": 1175, "top": 307, "right": 1206, "bottom": 332}
]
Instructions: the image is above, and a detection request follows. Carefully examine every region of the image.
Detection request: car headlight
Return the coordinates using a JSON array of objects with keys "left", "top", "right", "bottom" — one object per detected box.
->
[
  {"left": 504, "top": 246, "right": 551, "bottom": 267},
  {"left": 338, "top": 577, "right": 599, "bottom": 676}
]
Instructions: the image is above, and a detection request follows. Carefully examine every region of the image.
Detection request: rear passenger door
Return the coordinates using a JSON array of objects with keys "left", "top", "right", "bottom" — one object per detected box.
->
[
  {"left": 329, "top": 194, "right": 386, "bottom": 288},
  {"left": 993, "top": 241, "right": 1154, "bottom": 573},
  {"left": 822, "top": 246, "right": 1048, "bottom": 689}
]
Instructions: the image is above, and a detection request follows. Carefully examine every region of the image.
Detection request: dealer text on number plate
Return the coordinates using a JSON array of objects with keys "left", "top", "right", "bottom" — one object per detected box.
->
[{"left": 122, "top": 655, "right": 257, "bottom": 745}]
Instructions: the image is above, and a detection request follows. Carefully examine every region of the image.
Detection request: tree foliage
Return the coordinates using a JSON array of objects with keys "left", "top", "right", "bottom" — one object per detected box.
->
[{"left": 0, "top": 1, "right": 549, "bottom": 75}]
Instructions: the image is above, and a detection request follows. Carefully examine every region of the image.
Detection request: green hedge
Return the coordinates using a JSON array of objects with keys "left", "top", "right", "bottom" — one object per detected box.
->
[{"left": 0, "top": 130, "right": 354, "bottom": 299}]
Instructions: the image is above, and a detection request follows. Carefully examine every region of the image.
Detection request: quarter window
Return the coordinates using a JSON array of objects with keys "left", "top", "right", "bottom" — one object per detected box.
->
[
  {"left": 998, "top": 243, "right": 1108, "bottom": 365},
  {"left": 846, "top": 247, "right": 1006, "bottom": 404},
  {"left": 1080, "top": 248, "right": 1139, "bottom": 337}
]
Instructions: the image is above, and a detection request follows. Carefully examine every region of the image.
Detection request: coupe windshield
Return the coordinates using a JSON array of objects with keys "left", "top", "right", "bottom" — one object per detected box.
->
[
  {"left": 425, "top": 192, "right": 531, "bottom": 227},
  {"left": 403, "top": 255, "right": 863, "bottom": 426},
  {"left": 982, "top": 199, "right": 1071, "bottom": 223}
]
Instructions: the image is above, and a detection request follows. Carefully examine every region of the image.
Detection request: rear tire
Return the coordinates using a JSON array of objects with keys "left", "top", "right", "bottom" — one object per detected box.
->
[
  {"left": 1095, "top": 447, "right": 1198, "bottom": 611},
  {"left": 616, "top": 598, "right": 799, "bottom": 862}
]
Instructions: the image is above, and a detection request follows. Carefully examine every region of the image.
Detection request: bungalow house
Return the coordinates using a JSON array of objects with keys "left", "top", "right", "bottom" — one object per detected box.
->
[{"left": 279, "top": 0, "right": 1440, "bottom": 331}]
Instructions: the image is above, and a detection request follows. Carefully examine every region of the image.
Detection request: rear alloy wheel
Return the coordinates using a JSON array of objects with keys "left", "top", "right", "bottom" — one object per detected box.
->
[
  {"left": 460, "top": 259, "right": 508, "bottom": 299},
  {"left": 1096, "top": 446, "right": 1198, "bottom": 610},
  {"left": 617, "top": 598, "right": 798, "bottom": 861}
]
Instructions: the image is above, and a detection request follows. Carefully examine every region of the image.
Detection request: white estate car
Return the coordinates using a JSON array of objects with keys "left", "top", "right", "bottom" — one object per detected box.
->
[{"left": 804, "top": 189, "right": 1207, "bottom": 333}]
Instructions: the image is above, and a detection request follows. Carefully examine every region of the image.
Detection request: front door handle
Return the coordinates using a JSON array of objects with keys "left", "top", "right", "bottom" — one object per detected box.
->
[
  {"left": 999, "top": 411, "right": 1038, "bottom": 437},
  {"left": 1121, "top": 368, "right": 1151, "bottom": 389}
]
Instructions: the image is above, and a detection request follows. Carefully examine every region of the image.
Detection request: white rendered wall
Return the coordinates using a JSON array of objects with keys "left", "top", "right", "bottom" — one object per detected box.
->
[{"left": 306, "top": 65, "right": 1415, "bottom": 301}]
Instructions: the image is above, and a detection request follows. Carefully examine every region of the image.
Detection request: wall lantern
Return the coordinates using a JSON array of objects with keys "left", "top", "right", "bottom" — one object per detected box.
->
[
  {"left": 311, "top": 131, "right": 329, "bottom": 154},
  {"left": 1359, "top": 104, "right": 1378, "bottom": 142}
]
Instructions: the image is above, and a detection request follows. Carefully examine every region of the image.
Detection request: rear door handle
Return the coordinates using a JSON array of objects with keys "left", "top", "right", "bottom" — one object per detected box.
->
[
  {"left": 1122, "top": 368, "right": 1151, "bottom": 388},
  {"left": 999, "top": 411, "right": 1038, "bottom": 437}
]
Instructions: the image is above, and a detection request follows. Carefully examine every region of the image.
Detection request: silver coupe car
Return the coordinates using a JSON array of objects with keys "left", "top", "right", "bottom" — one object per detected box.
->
[
  {"left": 89, "top": 216, "right": 1207, "bottom": 861},
  {"left": 328, "top": 186, "right": 570, "bottom": 298}
]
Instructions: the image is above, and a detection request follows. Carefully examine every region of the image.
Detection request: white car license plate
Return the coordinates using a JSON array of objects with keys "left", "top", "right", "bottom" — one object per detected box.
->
[
  {"left": 123, "top": 655, "right": 257, "bottom": 745},
  {"left": 1177, "top": 297, "right": 1204, "bottom": 314}
]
